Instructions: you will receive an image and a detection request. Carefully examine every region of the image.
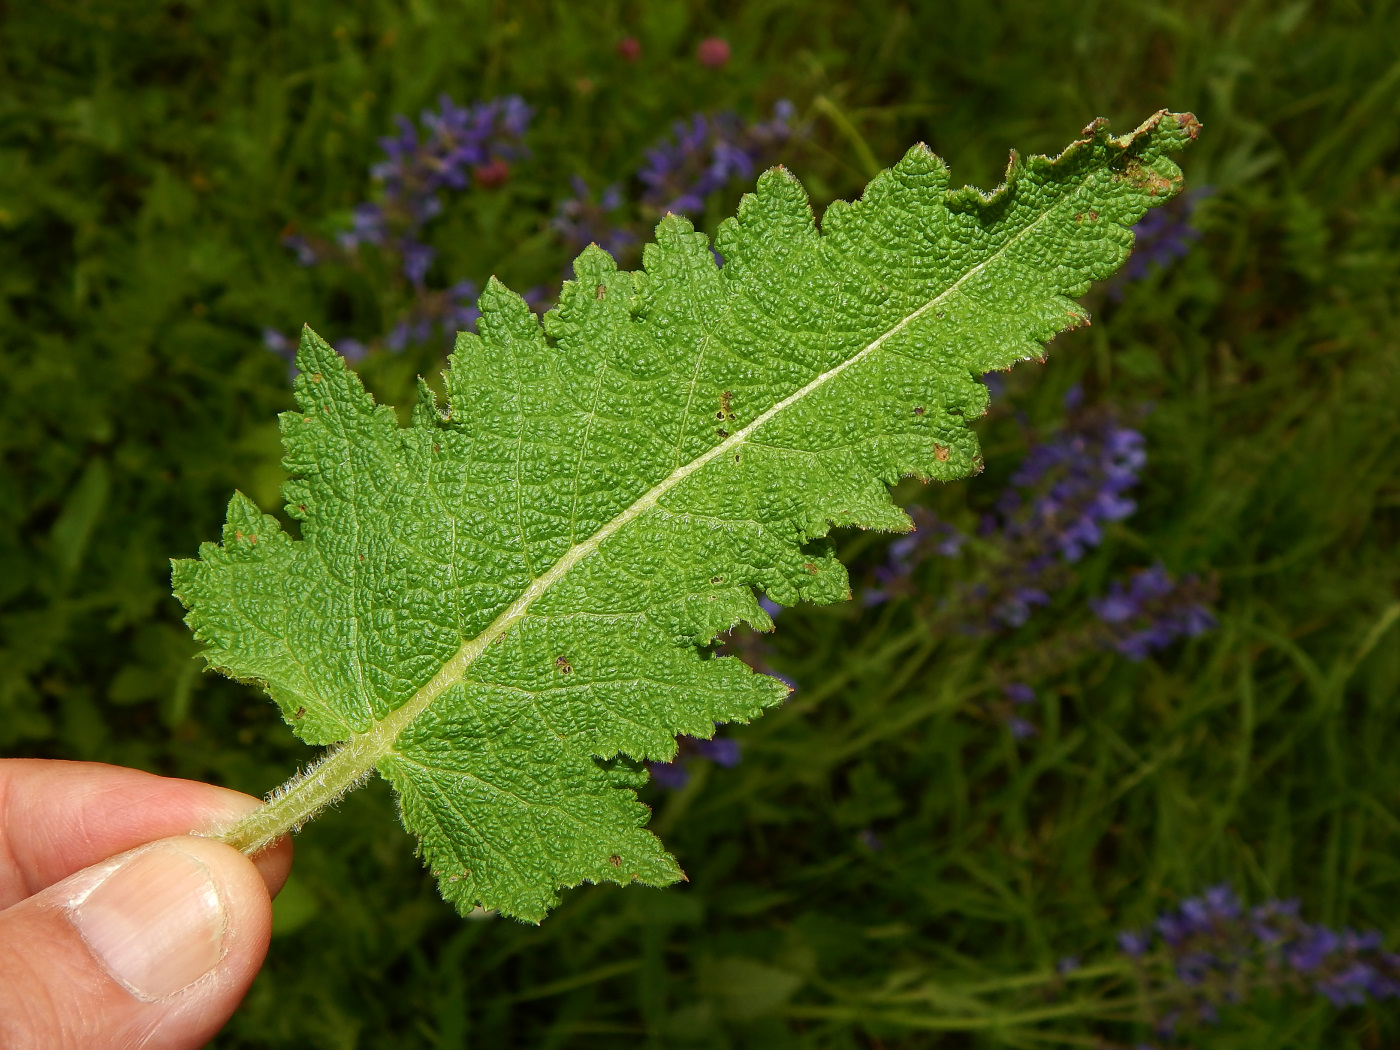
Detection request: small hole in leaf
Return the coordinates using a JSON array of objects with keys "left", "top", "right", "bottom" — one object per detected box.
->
[
  {"left": 555, "top": 655, "right": 573, "bottom": 674},
  {"left": 717, "top": 428, "right": 728, "bottom": 438},
  {"left": 711, "top": 576, "right": 723, "bottom": 584},
  {"left": 913, "top": 406, "right": 925, "bottom": 415}
]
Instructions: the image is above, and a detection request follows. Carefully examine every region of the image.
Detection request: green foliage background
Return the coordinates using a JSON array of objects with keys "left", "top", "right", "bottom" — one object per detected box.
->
[{"left": 1, "top": 1, "right": 1398, "bottom": 1046}]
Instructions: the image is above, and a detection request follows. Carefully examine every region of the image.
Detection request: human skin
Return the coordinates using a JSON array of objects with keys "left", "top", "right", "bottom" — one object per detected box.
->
[{"left": 0, "top": 760, "right": 292, "bottom": 1049}]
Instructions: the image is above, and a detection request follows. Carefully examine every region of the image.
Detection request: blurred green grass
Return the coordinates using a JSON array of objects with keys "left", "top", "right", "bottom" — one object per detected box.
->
[{"left": 2, "top": 1, "right": 1398, "bottom": 1046}]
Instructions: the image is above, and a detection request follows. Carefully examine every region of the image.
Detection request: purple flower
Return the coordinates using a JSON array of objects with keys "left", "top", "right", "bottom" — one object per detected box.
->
[
  {"left": 1120, "top": 187, "right": 1212, "bottom": 284},
  {"left": 333, "top": 339, "right": 367, "bottom": 362},
  {"left": 1002, "top": 682, "right": 1035, "bottom": 705},
  {"left": 552, "top": 175, "right": 636, "bottom": 260},
  {"left": 1119, "top": 885, "right": 1400, "bottom": 1038},
  {"left": 1288, "top": 926, "right": 1340, "bottom": 973},
  {"left": 864, "top": 507, "right": 965, "bottom": 606},
  {"left": 1204, "top": 884, "right": 1242, "bottom": 920},
  {"left": 1118, "top": 929, "right": 1150, "bottom": 957},
  {"left": 646, "top": 728, "right": 744, "bottom": 790},
  {"left": 1091, "top": 564, "right": 1217, "bottom": 660},
  {"left": 640, "top": 102, "right": 793, "bottom": 217},
  {"left": 1008, "top": 716, "right": 1038, "bottom": 740},
  {"left": 998, "top": 416, "right": 1147, "bottom": 569},
  {"left": 262, "top": 328, "right": 295, "bottom": 362},
  {"left": 325, "top": 95, "right": 532, "bottom": 268},
  {"left": 648, "top": 760, "right": 691, "bottom": 790},
  {"left": 269, "top": 95, "right": 531, "bottom": 372},
  {"left": 400, "top": 240, "right": 437, "bottom": 286},
  {"left": 281, "top": 233, "right": 319, "bottom": 267},
  {"left": 693, "top": 736, "right": 742, "bottom": 767}
]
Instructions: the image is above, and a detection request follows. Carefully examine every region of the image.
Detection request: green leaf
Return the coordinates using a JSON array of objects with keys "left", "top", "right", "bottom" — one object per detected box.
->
[{"left": 172, "top": 112, "right": 1198, "bottom": 923}]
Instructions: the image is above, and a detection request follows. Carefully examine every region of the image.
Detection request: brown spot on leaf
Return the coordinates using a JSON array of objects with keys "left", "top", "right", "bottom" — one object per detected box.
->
[
  {"left": 934, "top": 444, "right": 950, "bottom": 462},
  {"left": 555, "top": 655, "right": 573, "bottom": 674},
  {"left": 1119, "top": 158, "right": 1176, "bottom": 197},
  {"left": 433, "top": 443, "right": 440, "bottom": 453},
  {"left": 710, "top": 575, "right": 723, "bottom": 584},
  {"left": 294, "top": 707, "right": 306, "bottom": 719},
  {"left": 719, "top": 390, "right": 734, "bottom": 420},
  {"left": 595, "top": 283, "right": 606, "bottom": 299},
  {"left": 717, "top": 428, "right": 728, "bottom": 438},
  {"left": 804, "top": 562, "right": 818, "bottom": 574},
  {"left": 609, "top": 855, "right": 621, "bottom": 867},
  {"left": 247, "top": 534, "right": 257, "bottom": 544},
  {"left": 311, "top": 372, "right": 323, "bottom": 383},
  {"left": 913, "top": 406, "right": 925, "bottom": 415}
]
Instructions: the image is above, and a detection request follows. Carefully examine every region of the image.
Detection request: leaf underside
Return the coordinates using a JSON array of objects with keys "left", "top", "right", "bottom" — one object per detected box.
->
[{"left": 173, "top": 112, "right": 1198, "bottom": 922}]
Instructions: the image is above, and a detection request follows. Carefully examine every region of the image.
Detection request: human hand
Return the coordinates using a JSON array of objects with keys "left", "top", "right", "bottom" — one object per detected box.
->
[{"left": 0, "top": 759, "right": 292, "bottom": 1049}]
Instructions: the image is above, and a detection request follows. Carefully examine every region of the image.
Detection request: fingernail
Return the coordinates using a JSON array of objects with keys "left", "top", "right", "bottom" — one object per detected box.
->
[{"left": 68, "top": 842, "right": 226, "bottom": 1000}]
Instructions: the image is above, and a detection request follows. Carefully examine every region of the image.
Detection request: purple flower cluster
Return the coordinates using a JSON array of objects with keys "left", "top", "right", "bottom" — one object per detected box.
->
[
  {"left": 638, "top": 101, "right": 794, "bottom": 217},
  {"left": 858, "top": 397, "right": 1179, "bottom": 636},
  {"left": 999, "top": 682, "right": 1038, "bottom": 740},
  {"left": 851, "top": 391, "right": 1217, "bottom": 743},
  {"left": 263, "top": 327, "right": 369, "bottom": 374},
  {"left": 552, "top": 101, "right": 797, "bottom": 269},
  {"left": 270, "top": 94, "right": 794, "bottom": 371},
  {"left": 994, "top": 408, "right": 1145, "bottom": 566},
  {"left": 338, "top": 94, "right": 532, "bottom": 285},
  {"left": 647, "top": 731, "right": 743, "bottom": 790},
  {"left": 967, "top": 404, "right": 1147, "bottom": 630},
  {"left": 267, "top": 95, "right": 531, "bottom": 366},
  {"left": 1090, "top": 564, "right": 1216, "bottom": 660},
  {"left": 551, "top": 176, "right": 636, "bottom": 260},
  {"left": 1119, "top": 885, "right": 1400, "bottom": 1043},
  {"left": 864, "top": 506, "right": 965, "bottom": 607},
  {"left": 1118, "top": 187, "right": 1211, "bottom": 286}
]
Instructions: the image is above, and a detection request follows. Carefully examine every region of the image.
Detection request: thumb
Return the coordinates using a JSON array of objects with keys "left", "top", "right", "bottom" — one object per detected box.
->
[{"left": 0, "top": 835, "right": 272, "bottom": 1050}]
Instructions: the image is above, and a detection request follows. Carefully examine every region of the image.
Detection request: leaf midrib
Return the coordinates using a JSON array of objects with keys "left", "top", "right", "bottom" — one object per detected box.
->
[{"left": 215, "top": 176, "right": 1074, "bottom": 855}]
